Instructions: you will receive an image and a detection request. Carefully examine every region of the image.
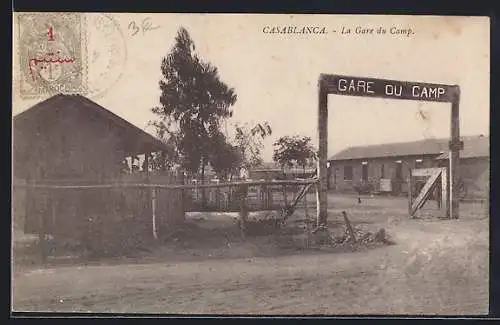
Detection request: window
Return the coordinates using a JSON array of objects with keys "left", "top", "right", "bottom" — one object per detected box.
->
[
  {"left": 344, "top": 165, "right": 353, "bottom": 180},
  {"left": 381, "top": 164, "right": 385, "bottom": 178},
  {"left": 415, "top": 159, "right": 424, "bottom": 167}
]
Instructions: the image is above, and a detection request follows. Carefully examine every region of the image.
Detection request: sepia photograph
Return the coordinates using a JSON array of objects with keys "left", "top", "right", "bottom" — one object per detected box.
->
[{"left": 11, "top": 13, "right": 490, "bottom": 315}]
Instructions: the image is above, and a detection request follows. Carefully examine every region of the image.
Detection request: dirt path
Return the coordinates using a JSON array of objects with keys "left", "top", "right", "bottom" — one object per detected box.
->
[{"left": 12, "top": 218, "right": 488, "bottom": 315}]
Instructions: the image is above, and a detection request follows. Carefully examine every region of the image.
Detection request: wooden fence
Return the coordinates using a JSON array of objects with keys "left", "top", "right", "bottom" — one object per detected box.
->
[
  {"left": 186, "top": 181, "right": 316, "bottom": 212},
  {"left": 16, "top": 173, "right": 184, "bottom": 255},
  {"left": 14, "top": 176, "right": 318, "bottom": 259}
]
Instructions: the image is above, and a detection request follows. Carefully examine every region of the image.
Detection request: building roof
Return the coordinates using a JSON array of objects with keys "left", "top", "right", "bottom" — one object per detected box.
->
[
  {"left": 328, "top": 135, "right": 489, "bottom": 161},
  {"left": 13, "top": 94, "right": 170, "bottom": 155},
  {"left": 251, "top": 162, "right": 281, "bottom": 172},
  {"left": 251, "top": 162, "right": 316, "bottom": 174},
  {"left": 436, "top": 135, "right": 489, "bottom": 160}
]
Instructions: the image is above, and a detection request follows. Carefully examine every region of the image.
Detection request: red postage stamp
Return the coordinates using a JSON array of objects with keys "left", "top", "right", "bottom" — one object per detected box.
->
[{"left": 16, "top": 13, "right": 87, "bottom": 99}]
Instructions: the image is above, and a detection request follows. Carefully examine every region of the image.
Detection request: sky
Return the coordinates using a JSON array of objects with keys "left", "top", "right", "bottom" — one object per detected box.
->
[{"left": 12, "top": 14, "right": 490, "bottom": 162}]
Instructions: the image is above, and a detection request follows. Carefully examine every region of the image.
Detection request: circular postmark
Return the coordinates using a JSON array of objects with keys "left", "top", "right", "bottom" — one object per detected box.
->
[{"left": 85, "top": 13, "right": 128, "bottom": 100}]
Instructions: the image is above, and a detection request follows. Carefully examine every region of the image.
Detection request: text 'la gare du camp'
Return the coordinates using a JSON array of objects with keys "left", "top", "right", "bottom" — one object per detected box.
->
[{"left": 262, "top": 26, "right": 413, "bottom": 36}]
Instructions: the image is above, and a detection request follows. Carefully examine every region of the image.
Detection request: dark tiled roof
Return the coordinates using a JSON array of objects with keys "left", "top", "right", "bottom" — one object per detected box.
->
[
  {"left": 329, "top": 135, "right": 489, "bottom": 161},
  {"left": 13, "top": 94, "right": 170, "bottom": 155}
]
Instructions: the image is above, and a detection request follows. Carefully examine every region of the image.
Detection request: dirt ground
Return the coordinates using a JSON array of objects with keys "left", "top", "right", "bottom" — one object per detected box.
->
[{"left": 12, "top": 194, "right": 489, "bottom": 315}]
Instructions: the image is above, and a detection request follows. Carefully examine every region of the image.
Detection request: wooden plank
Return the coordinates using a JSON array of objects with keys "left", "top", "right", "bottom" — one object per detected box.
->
[
  {"left": 410, "top": 169, "right": 441, "bottom": 216},
  {"left": 320, "top": 74, "right": 458, "bottom": 103},
  {"left": 412, "top": 167, "right": 444, "bottom": 177},
  {"left": 342, "top": 211, "right": 357, "bottom": 243},
  {"left": 14, "top": 178, "right": 319, "bottom": 190}
]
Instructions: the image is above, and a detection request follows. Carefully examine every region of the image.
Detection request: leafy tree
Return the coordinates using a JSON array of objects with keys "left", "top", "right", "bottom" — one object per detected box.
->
[
  {"left": 146, "top": 120, "right": 181, "bottom": 172},
  {"left": 233, "top": 122, "right": 272, "bottom": 170},
  {"left": 209, "top": 133, "right": 243, "bottom": 181},
  {"left": 272, "top": 135, "right": 317, "bottom": 172},
  {"left": 151, "top": 27, "right": 237, "bottom": 200}
]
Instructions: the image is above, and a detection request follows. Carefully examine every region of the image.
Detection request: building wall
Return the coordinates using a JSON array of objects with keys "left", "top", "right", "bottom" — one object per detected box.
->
[
  {"left": 328, "top": 155, "right": 438, "bottom": 194},
  {"left": 436, "top": 157, "right": 490, "bottom": 200},
  {"left": 329, "top": 155, "right": 489, "bottom": 199}
]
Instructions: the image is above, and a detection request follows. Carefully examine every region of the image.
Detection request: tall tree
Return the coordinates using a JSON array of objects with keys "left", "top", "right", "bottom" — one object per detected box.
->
[
  {"left": 209, "top": 132, "right": 243, "bottom": 181},
  {"left": 151, "top": 27, "right": 237, "bottom": 200}
]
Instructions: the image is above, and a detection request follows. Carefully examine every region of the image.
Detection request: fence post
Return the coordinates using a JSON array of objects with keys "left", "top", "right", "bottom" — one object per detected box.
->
[
  {"left": 238, "top": 184, "right": 249, "bottom": 240},
  {"left": 180, "top": 172, "right": 186, "bottom": 221},
  {"left": 39, "top": 189, "right": 48, "bottom": 264},
  {"left": 267, "top": 185, "right": 273, "bottom": 210},
  {"left": 152, "top": 187, "right": 158, "bottom": 240},
  {"left": 215, "top": 187, "right": 221, "bottom": 211},
  {"left": 283, "top": 184, "right": 288, "bottom": 206},
  {"left": 304, "top": 184, "right": 309, "bottom": 218},
  {"left": 441, "top": 167, "right": 448, "bottom": 218},
  {"left": 261, "top": 184, "right": 266, "bottom": 210},
  {"left": 24, "top": 181, "right": 31, "bottom": 235}
]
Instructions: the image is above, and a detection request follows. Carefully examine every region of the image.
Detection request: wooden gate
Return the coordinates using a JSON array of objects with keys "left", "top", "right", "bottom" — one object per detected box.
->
[{"left": 408, "top": 167, "right": 448, "bottom": 218}]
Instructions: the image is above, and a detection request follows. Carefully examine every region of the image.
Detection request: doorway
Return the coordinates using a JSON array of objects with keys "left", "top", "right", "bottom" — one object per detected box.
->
[{"left": 362, "top": 163, "right": 368, "bottom": 182}]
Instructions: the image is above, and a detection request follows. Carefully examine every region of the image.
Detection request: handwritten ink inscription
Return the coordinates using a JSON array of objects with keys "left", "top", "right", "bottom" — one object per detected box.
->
[
  {"left": 18, "top": 13, "right": 86, "bottom": 98},
  {"left": 128, "top": 17, "right": 160, "bottom": 36}
]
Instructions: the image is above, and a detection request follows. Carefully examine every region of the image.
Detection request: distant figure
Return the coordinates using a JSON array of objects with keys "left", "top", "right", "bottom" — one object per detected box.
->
[{"left": 358, "top": 197, "right": 362, "bottom": 204}]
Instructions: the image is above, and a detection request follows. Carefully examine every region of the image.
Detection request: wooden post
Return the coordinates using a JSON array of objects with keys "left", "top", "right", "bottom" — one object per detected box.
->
[
  {"left": 215, "top": 187, "right": 221, "bottom": 210},
  {"left": 408, "top": 169, "right": 413, "bottom": 217},
  {"left": 267, "top": 185, "right": 273, "bottom": 210},
  {"left": 39, "top": 190, "right": 48, "bottom": 264},
  {"left": 152, "top": 187, "right": 158, "bottom": 240},
  {"left": 239, "top": 185, "right": 249, "bottom": 240},
  {"left": 441, "top": 167, "right": 448, "bottom": 218},
  {"left": 144, "top": 152, "right": 150, "bottom": 173},
  {"left": 261, "top": 184, "right": 266, "bottom": 210},
  {"left": 24, "top": 181, "right": 31, "bottom": 235},
  {"left": 317, "top": 77, "right": 328, "bottom": 227},
  {"left": 179, "top": 172, "right": 186, "bottom": 221},
  {"left": 449, "top": 88, "right": 461, "bottom": 219},
  {"left": 283, "top": 184, "right": 287, "bottom": 206},
  {"left": 304, "top": 185, "right": 309, "bottom": 218},
  {"left": 342, "top": 211, "right": 357, "bottom": 243}
]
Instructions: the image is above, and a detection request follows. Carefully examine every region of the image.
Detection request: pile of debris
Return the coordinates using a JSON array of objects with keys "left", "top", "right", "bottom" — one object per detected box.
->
[
  {"left": 334, "top": 226, "right": 394, "bottom": 246},
  {"left": 332, "top": 211, "right": 395, "bottom": 247}
]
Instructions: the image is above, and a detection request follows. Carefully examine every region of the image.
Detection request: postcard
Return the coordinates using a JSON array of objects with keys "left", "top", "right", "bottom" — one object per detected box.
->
[{"left": 12, "top": 13, "right": 490, "bottom": 315}]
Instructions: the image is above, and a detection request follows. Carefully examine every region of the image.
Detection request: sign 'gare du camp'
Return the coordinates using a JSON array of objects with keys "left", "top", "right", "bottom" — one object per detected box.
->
[{"left": 320, "top": 74, "right": 458, "bottom": 103}]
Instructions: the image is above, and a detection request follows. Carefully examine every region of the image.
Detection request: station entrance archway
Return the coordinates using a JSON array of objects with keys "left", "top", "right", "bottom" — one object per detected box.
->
[{"left": 316, "top": 74, "right": 462, "bottom": 226}]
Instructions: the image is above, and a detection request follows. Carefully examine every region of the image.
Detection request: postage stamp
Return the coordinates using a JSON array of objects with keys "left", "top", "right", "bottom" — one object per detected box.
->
[{"left": 17, "top": 12, "right": 87, "bottom": 99}]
